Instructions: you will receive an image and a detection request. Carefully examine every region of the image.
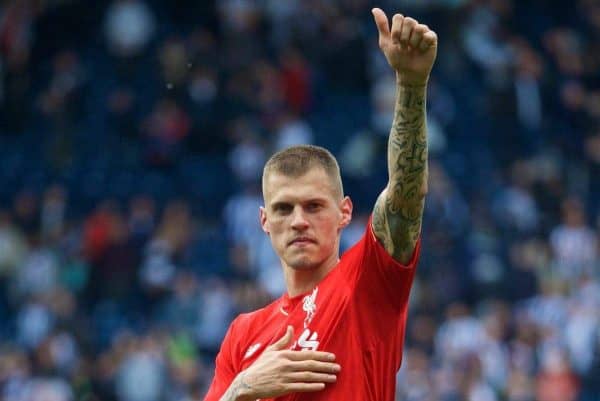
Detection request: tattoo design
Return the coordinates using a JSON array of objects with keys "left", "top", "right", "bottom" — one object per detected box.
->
[
  {"left": 373, "top": 83, "right": 427, "bottom": 263},
  {"left": 220, "top": 372, "right": 253, "bottom": 401}
]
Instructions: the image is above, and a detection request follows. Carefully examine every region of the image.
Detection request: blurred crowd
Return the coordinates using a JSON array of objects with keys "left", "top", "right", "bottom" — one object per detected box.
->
[{"left": 1, "top": 0, "right": 599, "bottom": 400}]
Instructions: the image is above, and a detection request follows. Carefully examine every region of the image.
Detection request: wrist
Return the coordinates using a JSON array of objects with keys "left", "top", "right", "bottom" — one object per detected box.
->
[
  {"left": 395, "top": 71, "right": 428, "bottom": 86},
  {"left": 232, "top": 372, "right": 255, "bottom": 401}
]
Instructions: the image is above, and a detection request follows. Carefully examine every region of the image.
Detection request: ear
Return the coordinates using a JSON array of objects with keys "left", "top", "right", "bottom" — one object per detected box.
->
[
  {"left": 339, "top": 196, "right": 353, "bottom": 229},
  {"left": 259, "top": 206, "right": 269, "bottom": 235}
]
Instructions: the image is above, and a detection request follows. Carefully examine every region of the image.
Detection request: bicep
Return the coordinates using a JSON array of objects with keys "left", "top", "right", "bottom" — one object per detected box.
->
[
  {"left": 353, "top": 209, "right": 421, "bottom": 313},
  {"left": 372, "top": 188, "right": 393, "bottom": 252},
  {"left": 371, "top": 186, "right": 423, "bottom": 265}
]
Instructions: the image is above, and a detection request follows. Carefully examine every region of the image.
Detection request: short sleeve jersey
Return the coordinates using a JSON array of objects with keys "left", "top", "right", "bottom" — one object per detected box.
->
[{"left": 204, "top": 217, "right": 421, "bottom": 401}]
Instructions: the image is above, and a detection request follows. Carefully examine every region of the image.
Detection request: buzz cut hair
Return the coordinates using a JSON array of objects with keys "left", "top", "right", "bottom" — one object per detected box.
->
[{"left": 262, "top": 145, "right": 344, "bottom": 200}]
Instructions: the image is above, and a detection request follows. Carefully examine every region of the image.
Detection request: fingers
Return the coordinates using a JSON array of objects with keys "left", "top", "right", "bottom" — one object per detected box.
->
[
  {"left": 289, "top": 360, "right": 341, "bottom": 374},
  {"left": 391, "top": 15, "right": 417, "bottom": 47},
  {"left": 400, "top": 17, "right": 417, "bottom": 45},
  {"left": 420, "top": 30, "right": 438, "bottom": 51},
  {"left": 286, "top": 372, "right": 337, "bottom": 383},
  {"left": 391, "top": 13, "right": 404, "bottom": 46},
  {"left": 371, "top": 8, "right": 390, "bottom": 49},
  {"left": 269, "top": 326, "right": 294, "bottom": 351},
  {"left": 286, "top": 383, "right": 326, "bottom": 393},
  {"left": 283, "top": 350, "right": 336, "bottom": 362},
  {"left": 389, "top": 12, "right": 436, "bottom": 52},
  {"left": 371, "top": 8, "right": 390, "bottom": 38},
  {"left": 409, "top": 24, "right": 428, "bottom": 49}
]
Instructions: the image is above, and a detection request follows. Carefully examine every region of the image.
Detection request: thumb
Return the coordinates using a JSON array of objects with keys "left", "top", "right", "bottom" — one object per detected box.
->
[
  {"left": 371, "top": 8, "right": 390, "bottom": 42},
  {"left": 268, "top": 325, "right": 294, "bottom": 350}
]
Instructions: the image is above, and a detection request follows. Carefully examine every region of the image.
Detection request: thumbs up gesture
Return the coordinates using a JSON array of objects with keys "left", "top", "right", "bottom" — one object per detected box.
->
[{"left": 372, "top": 8, "right": 438, "bottom": 84}]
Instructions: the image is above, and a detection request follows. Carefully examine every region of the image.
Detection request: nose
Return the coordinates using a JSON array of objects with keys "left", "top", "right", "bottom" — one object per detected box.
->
[{"left": 290, "top": 206, "right": 309, "bottom": 230}]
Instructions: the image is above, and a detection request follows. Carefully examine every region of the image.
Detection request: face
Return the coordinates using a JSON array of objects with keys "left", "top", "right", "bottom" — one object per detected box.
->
[{"left": 260, "top": 168, "right": 352, "bottom": 272}]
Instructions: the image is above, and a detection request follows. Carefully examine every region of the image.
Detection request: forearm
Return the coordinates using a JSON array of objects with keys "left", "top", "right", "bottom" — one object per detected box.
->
[
  {"left": 387, "top": 77, "right": 428, "bottom": 203},
  {"left": 373, "top": 77, "right": 428, "bottom": 263},
  {"left": 219, "top": 373, "right": 254, "bottom": 401}
]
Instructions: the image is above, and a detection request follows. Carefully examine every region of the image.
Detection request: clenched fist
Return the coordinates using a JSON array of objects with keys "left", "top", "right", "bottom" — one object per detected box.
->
[{"left": 372, "top": 8, "right": 437, "bottom": 84}]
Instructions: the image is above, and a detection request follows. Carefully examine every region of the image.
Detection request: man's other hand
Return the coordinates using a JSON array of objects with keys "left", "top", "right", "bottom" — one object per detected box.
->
[{"left": 372, "top": 8, "right": 438, "bottom": 85}]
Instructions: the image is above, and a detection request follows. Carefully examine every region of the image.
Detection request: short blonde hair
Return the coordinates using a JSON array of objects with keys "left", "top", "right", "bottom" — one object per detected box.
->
[{"left": 262, "top": 145, "right": 343, "bottom": 199}]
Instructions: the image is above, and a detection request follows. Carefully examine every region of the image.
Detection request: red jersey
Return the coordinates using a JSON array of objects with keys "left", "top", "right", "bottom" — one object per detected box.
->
[{"left": 204, "top": 218, "right": 421, "bottom": 401}]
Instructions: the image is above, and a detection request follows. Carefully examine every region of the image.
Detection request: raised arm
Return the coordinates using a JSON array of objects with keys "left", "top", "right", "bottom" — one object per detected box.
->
[{"left": 370, "top": 9, "right": 437, "bottom": 264}]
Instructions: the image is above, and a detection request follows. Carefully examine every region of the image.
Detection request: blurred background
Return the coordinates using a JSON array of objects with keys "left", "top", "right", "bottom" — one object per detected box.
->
[{"left": 0, "top": 0, "right": 599, "bottom": 400}]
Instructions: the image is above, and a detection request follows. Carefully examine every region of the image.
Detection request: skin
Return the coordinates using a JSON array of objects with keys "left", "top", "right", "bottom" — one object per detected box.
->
[
  {"left": 220, "top": 326, "right": 341, "bottom": 401},
  {"left": 260, "top": 167, "right": 353, "bottom": 297},
  {"left": 371, "top": 8, "right": 437, "bottom": 264},
  {"left": 219, "top": 8, "right": 437, "bottom": 401}
]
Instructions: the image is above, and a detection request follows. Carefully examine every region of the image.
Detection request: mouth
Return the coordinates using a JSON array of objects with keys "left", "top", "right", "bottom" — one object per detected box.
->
[{"left": 288, "top": 237, "right": 317, "bottom": 246}]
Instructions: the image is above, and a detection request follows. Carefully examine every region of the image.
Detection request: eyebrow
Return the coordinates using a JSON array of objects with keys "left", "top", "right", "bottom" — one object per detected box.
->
[
  {"left": 271, "top": 201, "right": 292, "bottom": 209},
  {"left": 270, "top": 198, "right": 327, "bottom": 208}
]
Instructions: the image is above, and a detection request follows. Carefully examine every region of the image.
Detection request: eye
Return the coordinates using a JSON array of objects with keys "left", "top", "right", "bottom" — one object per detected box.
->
[
  {"left": 306, "top": 202, "right": 323, "bottom": 212},
  {"left": 273, "top": 203, "right": 293, "bottom": 214}
]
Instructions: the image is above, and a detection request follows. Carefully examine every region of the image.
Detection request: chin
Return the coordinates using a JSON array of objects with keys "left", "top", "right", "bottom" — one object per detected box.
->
[{"left": 287, "top": 256, "right": 320, "bottom": 271}]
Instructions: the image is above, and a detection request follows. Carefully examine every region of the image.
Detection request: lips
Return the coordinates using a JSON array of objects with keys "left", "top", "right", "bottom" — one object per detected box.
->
[{"left": 288, "top": 237, "right": 317, "bottom": 246}]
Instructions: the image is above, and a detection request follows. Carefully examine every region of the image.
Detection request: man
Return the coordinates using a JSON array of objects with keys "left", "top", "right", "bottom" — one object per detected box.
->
[{"left": 204, "top": 8, "right": 437, "bottom": 401}]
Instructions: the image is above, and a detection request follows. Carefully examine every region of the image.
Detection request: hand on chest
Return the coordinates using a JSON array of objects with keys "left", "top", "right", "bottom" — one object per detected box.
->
[{"left": 240, "top": 283, "right": 350, "bottom": 369}]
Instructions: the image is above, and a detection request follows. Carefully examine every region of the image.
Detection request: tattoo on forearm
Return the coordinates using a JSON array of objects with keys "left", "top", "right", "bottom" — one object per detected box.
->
[
  {"left": 220, "top": 372, "right": 253, "bottom": 401},
  {"left": 373, "top": 83, "right": 428, "bottom": 263}
]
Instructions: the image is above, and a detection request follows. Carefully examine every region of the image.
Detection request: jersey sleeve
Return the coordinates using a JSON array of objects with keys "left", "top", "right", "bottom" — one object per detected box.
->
[
  {"left": 346, "top": 215, "right": 421, "bottom": 312},
  {"left": 203, "top": 317, "right": 240, "bottom": 401}
]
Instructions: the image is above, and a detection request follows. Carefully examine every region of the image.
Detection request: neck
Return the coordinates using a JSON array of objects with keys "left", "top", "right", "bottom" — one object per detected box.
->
[{"left": 283, "top": 252, "right": 340, "bottom": 298}]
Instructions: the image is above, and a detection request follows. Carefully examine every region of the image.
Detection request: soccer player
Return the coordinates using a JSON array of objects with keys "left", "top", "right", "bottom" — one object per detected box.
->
[{"left": 204, "top": 8, "right": 437, "bottom": 401}]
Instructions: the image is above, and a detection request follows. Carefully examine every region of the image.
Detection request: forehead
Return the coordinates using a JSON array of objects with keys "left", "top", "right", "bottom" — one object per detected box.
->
[{"left": 263, "top": 168, "right": 337, "bottom": 204}]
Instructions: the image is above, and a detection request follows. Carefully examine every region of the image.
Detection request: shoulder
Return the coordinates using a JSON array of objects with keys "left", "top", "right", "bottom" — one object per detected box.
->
[
  {"left": 228, "top": 297, "right": 283, "bottom": 336},
  {"left": 339, "top": 216, "right": 376, "bottom": 263},
  {"left": 219, "top": 299, "right": 282, "bottom": 369},
  {"left": 338, "top": 215, "right": 389, "bottom": 267},
  {"left": 339, "top": 215, "right": 421, "bottom": 282}
]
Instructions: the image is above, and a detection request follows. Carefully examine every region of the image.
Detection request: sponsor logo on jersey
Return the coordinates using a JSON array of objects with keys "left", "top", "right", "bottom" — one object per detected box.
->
[{"left": 244, "top": 343, "right": 262, "bottom": 359}]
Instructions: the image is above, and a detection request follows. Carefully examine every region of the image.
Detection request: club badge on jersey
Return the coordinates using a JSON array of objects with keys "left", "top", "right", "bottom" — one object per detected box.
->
[{"left": 291, "top": 287, "right": 320, "bottom": 351}]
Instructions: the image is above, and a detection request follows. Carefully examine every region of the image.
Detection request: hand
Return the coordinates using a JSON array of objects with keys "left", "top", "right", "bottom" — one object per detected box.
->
[
  {"left": 233, "top": 326, "right": 340, "bottom": 400},
  {"left": 372, "top": 8, "right": 438, "bottom": 85}
]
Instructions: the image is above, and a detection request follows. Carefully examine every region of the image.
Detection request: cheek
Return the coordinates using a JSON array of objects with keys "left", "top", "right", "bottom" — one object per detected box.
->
[
  {"left": 266, "top": 213, "right": 284, "bottom": 229},
  {"left": 267, "top": 220, "right": 287, "bottom": 245},
  {"left": 315, "top": 216, "right": 341, "bottom": 241}
]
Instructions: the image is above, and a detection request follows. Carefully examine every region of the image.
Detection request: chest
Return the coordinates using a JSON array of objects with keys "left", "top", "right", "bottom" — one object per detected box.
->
[{"left": 238, "top": 277, "right": 359, "bottom": 372}]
